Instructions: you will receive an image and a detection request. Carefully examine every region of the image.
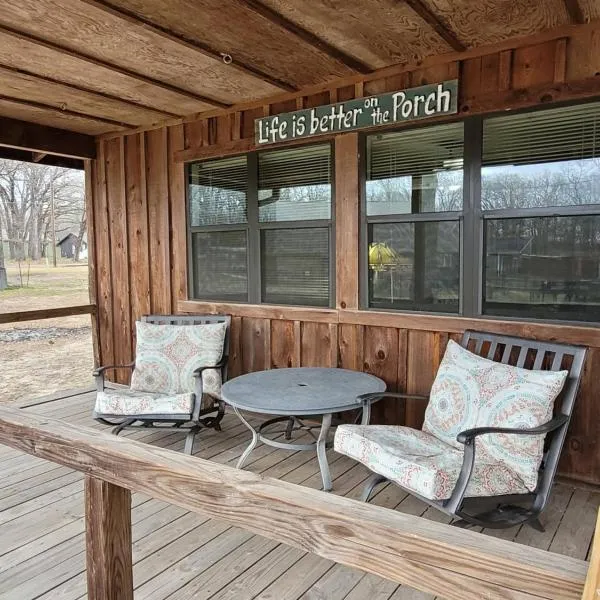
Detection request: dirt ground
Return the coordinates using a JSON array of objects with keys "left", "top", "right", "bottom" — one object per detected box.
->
[{"left": 0, "top": 262, "right": 95, "bottom": 403}]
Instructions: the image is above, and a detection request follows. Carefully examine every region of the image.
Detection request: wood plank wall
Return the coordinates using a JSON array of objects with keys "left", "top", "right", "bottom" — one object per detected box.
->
[{"left": 87, "top": 26, "right": 600, "bottom": 485}]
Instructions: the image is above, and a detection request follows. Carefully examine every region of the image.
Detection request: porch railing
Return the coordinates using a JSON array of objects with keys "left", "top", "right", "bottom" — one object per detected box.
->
[{"left": 0, "top": 405, "right": 597, "bottom": 600}]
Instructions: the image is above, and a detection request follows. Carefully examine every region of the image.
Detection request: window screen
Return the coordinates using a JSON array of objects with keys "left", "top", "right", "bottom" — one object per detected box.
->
[
  {"left": 191, "top": 231, "right": 248, "bottom": 301},
  {"left": 261, "top": 228, "right": 330, "bottom": 306}
]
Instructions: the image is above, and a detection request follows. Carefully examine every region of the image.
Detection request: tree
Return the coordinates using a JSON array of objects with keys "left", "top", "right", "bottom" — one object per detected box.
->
[{"left": 0, "top": 159, "right": 84, "bottom": 263}]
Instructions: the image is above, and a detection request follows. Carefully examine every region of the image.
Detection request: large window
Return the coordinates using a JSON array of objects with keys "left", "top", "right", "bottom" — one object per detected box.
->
[
  {"left": 364, "top": 123, "right": 463, "bottom": 312},
  {"left": 188, "top": 144, "right": 333, "bottom": 307},
  {"left": 363, "top": 101, "right": 600, "bottom": 323},
  {"left": 482, "top": 103, "right": 600, "bottom": 321}
]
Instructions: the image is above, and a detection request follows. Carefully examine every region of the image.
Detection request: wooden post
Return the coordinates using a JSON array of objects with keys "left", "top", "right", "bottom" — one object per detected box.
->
[
  {"left": 582, "top": 510, "right": 600, "bottom": 599},
  {"left": 85, "top": 476, "right": 133, "bottom": 600}
]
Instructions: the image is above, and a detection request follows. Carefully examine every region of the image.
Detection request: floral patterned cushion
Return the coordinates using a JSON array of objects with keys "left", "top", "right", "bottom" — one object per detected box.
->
[
  {"left": 130, "top": 321, "right": 226, "bottom": 395},
  {"left": 334, "top": 425, "right": 530, "bottom": 500},
  {"left": 94, "top": 388, "right": 194, "bottom": 417},
  {"left": 423, "top": 340, "right": 568, "bottom": 491}
]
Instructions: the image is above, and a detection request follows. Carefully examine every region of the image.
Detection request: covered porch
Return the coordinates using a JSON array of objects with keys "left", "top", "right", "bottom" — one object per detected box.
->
[
  {"left": 0, "top": 387, "right": 597, "bottom": 600},
  {"left": 2, "top": 0, "right": 600, "bottom": 598}
]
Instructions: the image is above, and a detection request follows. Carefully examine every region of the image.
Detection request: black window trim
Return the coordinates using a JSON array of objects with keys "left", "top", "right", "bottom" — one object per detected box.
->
[
  {"left": 186, "top": 141, "right": 336, "bottom": 308},
  {"left": 359, "top": 102, "right": 600, "bottom": 326}
]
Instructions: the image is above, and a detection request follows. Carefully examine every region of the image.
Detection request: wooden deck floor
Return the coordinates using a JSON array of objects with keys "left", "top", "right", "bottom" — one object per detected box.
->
[{"left": 0, "top": 389, "right": 598, "bottom": 600}]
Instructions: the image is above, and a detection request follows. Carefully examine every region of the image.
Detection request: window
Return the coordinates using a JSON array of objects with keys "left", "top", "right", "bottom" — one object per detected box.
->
[
  {"left": 188, "top": 143, "right": 333, "bottom": 307},
  {"left": 482, "top": 103, "right": 600, "bottom": 322},
  {"left": 364, "top": 123, "right": 463, "bottom": 312},
  {"left": 362, "top": 101, "right": 600, "bottom": 323}
]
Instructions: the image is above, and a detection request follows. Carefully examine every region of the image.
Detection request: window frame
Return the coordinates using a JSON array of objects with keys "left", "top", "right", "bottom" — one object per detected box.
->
[
  {"left": 359, "top": 102, "right": 600, "bottom": 325},
  {"left": 359, "top": 119, "right": 466, "bottom": 315},
  {"left": 186, "top": 141, "right": 336, "bottom": 308}
]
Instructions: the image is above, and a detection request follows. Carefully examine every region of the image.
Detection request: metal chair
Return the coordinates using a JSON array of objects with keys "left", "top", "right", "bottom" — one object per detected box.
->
[
  {"left": 93, "top": 314, "right": 230, "bottom": 454},
  {"left": 336, "top": 330, "right": 587, "bottom": 530}
]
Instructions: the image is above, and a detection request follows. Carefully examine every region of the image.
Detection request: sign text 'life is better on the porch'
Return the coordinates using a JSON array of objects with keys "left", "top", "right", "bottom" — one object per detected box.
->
[{"left": 255, "top": 80, "right": 458, "bottom": 145}]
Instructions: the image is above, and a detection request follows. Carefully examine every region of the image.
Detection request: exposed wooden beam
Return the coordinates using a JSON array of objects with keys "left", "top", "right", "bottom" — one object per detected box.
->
[
  {"left": 77, "top": 0, "right": 297, "bottom": 92},
  {"left": 100, "top": 20, "right": 600, "bottom": 143},
  {"left": 0, "top": 94, "right": 136, "bottom": 130},
  {"left": 239, "top": 0, "right": 372, "bottom": 74},
  {"left": 0, "top": 118, "right": 95, "bottom": 160},
  {"left": 0, "top": 146, "right": 84, "bottom": 169},
  {"left": 0, "top": 24, "right": 231, "bottom": 110},
  {"left": 403, "top": 0, "right": 466, "bottom": 52},
  {"left": 0, "top": 304, "right": 95, "bottom": 324},
  {"left": 0, "top": 63, "right": 180, "bottom": 118},
  {"left": 563, "top": 0, "right": 587, "bottom": 24}
]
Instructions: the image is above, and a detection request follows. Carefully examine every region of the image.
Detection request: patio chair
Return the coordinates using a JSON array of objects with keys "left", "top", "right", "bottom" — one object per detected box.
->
[
  {"left": 334, "top": 331, "right": 587, "bottom": 530},
  {"left": 93, "top": 314, "right": 231, "bottom": 454}
]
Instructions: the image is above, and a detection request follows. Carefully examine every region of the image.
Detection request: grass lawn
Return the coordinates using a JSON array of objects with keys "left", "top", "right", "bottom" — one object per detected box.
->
[{"left": 0, "top": 261, "right": 94, "bottom": 403}]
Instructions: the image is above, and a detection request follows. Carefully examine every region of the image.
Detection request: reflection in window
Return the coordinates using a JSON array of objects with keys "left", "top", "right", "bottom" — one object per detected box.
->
[
  {"left": 484, "top": 216, "right": 600, "bottom": 321},
  {"left": 366, "top": 123, "right": 464, "bottom": 216},
  {"left": 261, "top": 228, "right": 330, "bottom": 306},
  {"left": 368, "top": 221, "right": 460, "bottom": 312},
  {"left": 259, "top": 145, "right": 331, "bottom": 222},
  {"left": 483, "top": 103, "right": 600, "bottom": 210},
  {"left": 188, "top": 156, "right": 248, "bottom": 226}
]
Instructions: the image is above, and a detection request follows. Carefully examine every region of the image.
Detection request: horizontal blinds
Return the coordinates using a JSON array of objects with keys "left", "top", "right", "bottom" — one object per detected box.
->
[
  {"left": 368, "top": 122, "right": 464, "bottom": 180},
  {"left": 259, "top": 144, "right": 331, "bottom": 188},
  {"left": 189, "top": 155, "right": 247, "bottom": 226},
  {"left": 483, "top": 102, "right": 600, "bottom": 166},
  {"left": 189, "top": 155, "right": 247, "bottom": 193},
  {"left": 261, "top": 228, "right": 330, "bottom": 307}
]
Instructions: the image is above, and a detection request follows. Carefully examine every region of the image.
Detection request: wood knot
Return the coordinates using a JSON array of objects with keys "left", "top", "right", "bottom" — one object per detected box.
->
[
  {"left": 570, "top": 438, "right": 582, "bottom": 452},
  {"left": 460, "top": 104, "right": 469, "bottom": 113},
  {"left": 363, "top": 362, "right": 370, "bottom": 370},
  {"left": 377, "top": 350, "right": 385, "bottom": 360},
  {"left": 340, "top": 301, "right": 347, "bottom": 309},
  {"left": 540, "top": 93, "right": 553, "bottom": 103},
  {"left": 325, "top": 524, "right": 354, "bottom": 538}
]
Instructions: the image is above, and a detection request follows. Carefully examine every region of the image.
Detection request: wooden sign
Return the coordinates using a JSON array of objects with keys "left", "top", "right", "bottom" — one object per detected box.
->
[{"left": 255, "top": 80, "right": 458, "bottom": 146}]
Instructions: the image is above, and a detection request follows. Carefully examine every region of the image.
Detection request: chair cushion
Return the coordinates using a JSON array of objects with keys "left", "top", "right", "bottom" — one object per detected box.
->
[
  {"left": 334, "top": 425, "right": 530, "bottom": 500},
  {"left": 130, "top": 321, "right": 226, "bottom": 395},
  {"left": 94, "top": 388, "right": 194, "bottom": 417},
  {"left": 423, "top": 340, "right": 568, "bottom": 491}
]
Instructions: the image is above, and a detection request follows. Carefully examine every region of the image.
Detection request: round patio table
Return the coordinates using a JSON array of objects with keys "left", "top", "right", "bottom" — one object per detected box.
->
[{"left": 221, "top": 367, "right": 386, "bottom": 491}]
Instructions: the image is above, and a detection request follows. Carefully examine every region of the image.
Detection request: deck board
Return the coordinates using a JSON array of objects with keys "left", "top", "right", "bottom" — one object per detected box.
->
[{"left": 0, "top": 389, "right": 597, "bottom": 600}]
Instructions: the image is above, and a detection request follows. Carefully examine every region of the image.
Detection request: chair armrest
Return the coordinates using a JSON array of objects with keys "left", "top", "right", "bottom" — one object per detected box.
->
[
  {"left": 93, "top": 363, "right": 135, "bottom": 377},
  {"left": 456, "top": 414, "right": 569, "bottom": 445},
  {"left": 192, "top": 356, "right": 228, "bottom": 377},
  {"left": 443, "top": 414, "right": 569, "bottom": 514},
  {"left": 93, "top": 363, "right": 135, "bottom": 392},
  {"left": 357, "top": 391, "right": 429, "bottom": 404}
]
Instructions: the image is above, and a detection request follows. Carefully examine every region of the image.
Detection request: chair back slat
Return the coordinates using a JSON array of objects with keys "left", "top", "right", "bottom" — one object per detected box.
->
[
  {"left": 485, "top": 341, "right": 498, "bottom": 360},
  {"left": 515, "top": 346, "right": 529, "bottom": 367},
  {"left": 500, "top": 343, "right": 514, "bottom": 364}
]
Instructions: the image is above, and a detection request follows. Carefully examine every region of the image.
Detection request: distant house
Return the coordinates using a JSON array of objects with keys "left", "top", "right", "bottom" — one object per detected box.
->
[{"left": 56, "top": 233, "right": 87, "bottom": 259}]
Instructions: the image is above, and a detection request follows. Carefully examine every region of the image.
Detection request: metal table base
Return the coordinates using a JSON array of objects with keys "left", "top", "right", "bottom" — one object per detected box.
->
[{"left": 234, "top": 402, "right": 371, "bottom": 492}]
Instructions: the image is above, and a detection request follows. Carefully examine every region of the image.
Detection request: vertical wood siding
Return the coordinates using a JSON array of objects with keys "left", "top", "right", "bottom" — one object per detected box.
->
[{"left": 87, "top": 32, "right": 600, "bottom": 484}]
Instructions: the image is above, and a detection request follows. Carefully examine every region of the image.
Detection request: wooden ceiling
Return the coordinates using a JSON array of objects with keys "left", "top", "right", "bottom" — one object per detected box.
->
[{"left": 0, "top": 0, "right": 598, "bottom": 140}]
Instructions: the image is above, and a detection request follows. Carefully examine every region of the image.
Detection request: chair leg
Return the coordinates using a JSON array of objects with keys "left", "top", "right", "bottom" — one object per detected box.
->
[
  {"left": 361, "top": 473, "right": 388, "bottom": 502},
  {"left": 528, "top": 517, "right": 545, "bottom": 533},
  {"left": 184, "top": 428, "right": 199, "bottom": 455},
  {"left": 111, "top": 419, "right": 135, "bottom": 436},
  {"left": 213, "top": 401, "right": 226, "bottom": 432}
]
